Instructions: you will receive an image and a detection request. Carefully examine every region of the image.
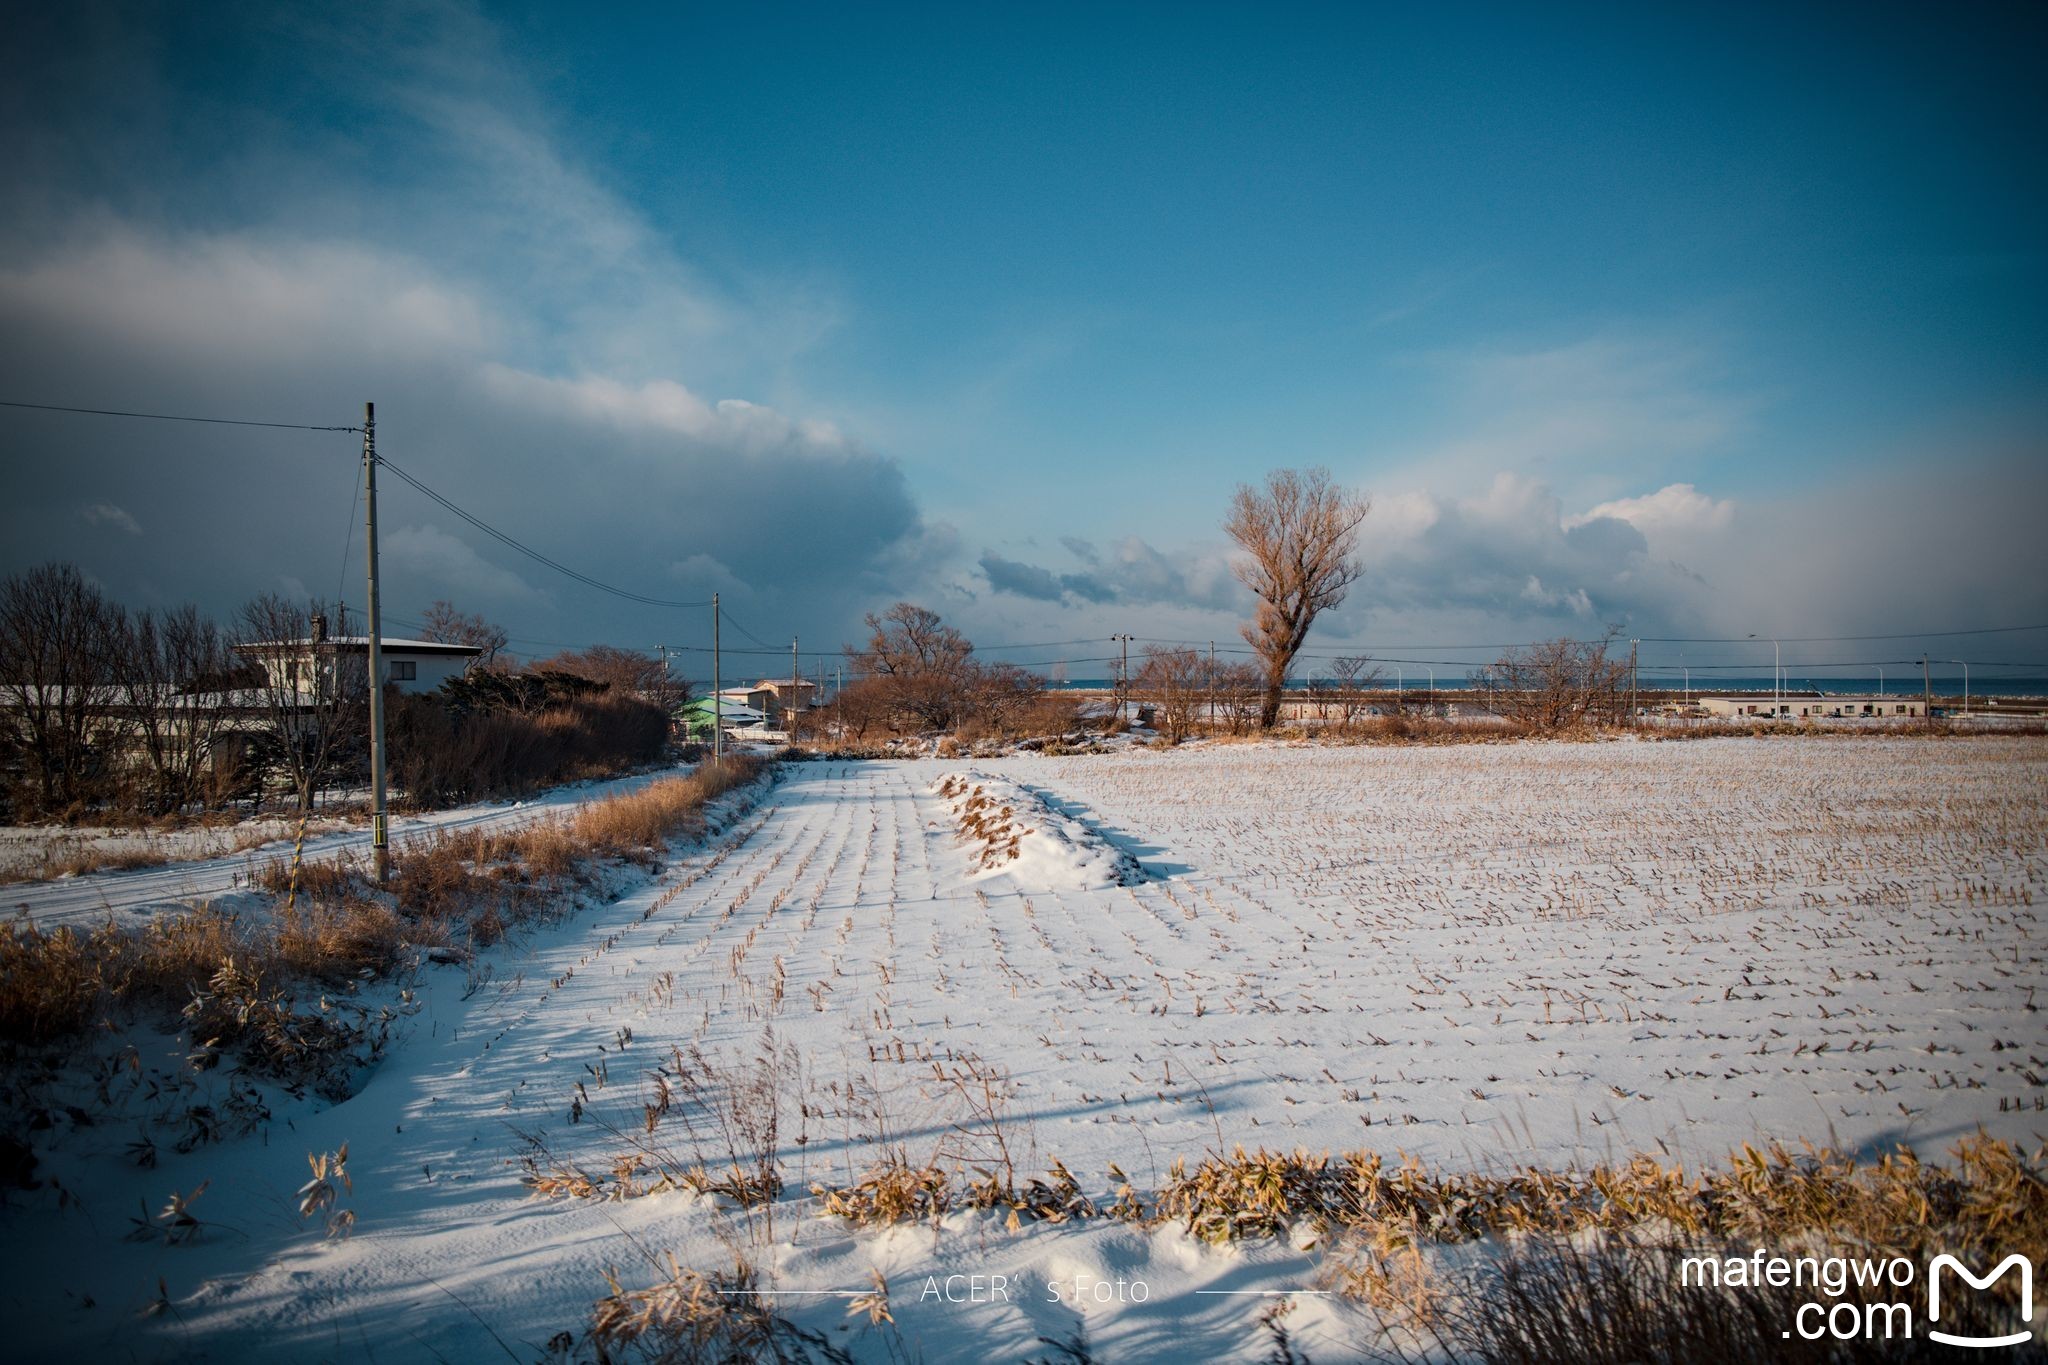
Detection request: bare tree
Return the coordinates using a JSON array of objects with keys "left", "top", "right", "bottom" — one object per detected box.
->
[
  {"left": 418, "top": 599, "right": 509, "bottom": 669},
  {"left": 822, "top": 675, "right": 890, "bottom": 742},
  {"left": 1328, "top": 653, "right": 1385, "bottom": 726},
  {"left": 234, "top": 595, "right": 368, "bottom": 812},
  {"left": 529, "top": 644, "right": 667, "bottom": 697},
  {"left": 1137, "top": 646, "right": 1208, "bottom": 744},
  {"left": 0, "top": 563, "right": 129, "bottom": 814},
  {"left": 1224, "top": 468, "right": 1372, "bottom": 729},
  {"left": 848, "top": 602, "right": 977, "bottom": 732},
  {"left": 1468, "top": 631, "right": 1629, "bottom": 731},
  {"left": 1211, "top": 659, "right": 1267, "bottom": 736},
  {"left": 967, "top": 660, "right": 1045, "bottom": 738},
  {"left": 123, "top": 605, "right": 237, "bottom": 815}
]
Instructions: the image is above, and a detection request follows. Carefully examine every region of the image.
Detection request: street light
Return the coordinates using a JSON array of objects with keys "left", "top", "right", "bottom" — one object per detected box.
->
[{"left": 1748, "top": 633, "right": 1781, "bottom": 718}]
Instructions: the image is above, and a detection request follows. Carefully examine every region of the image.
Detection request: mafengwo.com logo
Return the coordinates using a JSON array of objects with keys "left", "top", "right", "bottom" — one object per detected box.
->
[
  {"left": 1679, "top": 1250, "right": 2035, "bottom": 1347},
  {"left": 1929, "top": 1255, "right": 2033, "bottom": 1349}
]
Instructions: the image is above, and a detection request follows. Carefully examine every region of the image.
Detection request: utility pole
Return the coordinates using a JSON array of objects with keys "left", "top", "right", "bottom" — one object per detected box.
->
[
  {"left": 1110, "top": 633, "right": 1133, "bottom": 729},
  {"left": 1208, "top": 640, "right": 1216, "bottom": 727},
  {"left": 1629, "top": 637, "right": 1640, "bottom": 728},
  {"left": 711, "top": 593, "right": 721, "bottom": 767},
  {"left": 1922, "top": 654, "right": 1932, "bottom": 728},
  {"left": 362, "top": 401, "right": 389, "bottom": 883},
  {"left": 790, "top": 635, "right": 800, "bottom": 744}
]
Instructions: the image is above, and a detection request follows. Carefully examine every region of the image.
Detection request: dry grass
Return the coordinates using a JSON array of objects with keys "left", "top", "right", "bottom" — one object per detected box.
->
[
  {"left": 567, "top": 1136, "right": 2042, "bottom": 1362},
  {"left": 569, "top": 760, "right": 762, "bottom": 859},
  {"left": 1383, "top": 1231, "right": 2046, "bottom": 1365},
  {"left": 0, "top": 840, "right": 173, "bottom": 884},
  {"left": 0, "top": 918, "right": 102, "bottom": 1044},
  {"left": 793, "top": 1134, "right": 2046, "bottom": 1273},
  {"left": 3, "top": 756, "right": 772, "bottom": 1101},
  {"left": 581, "top": 1253, "right": 856, "bottom": 1365}
]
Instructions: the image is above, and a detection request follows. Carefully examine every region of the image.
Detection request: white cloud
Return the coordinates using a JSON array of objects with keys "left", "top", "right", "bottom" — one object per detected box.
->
[
  {"left": 380, "top": 524, "right": 542, "bottom": 606},
  {"left": 478, "top": 367, "right": 848, "bottom": 456},
  {"left": 1568, "top": 482, "right": 1735, "bottom": 535},
  {"left": 81, "top": 502, "right": 141, "bottom": 535},
  {"left": 0, "top": 227, "right": 490, "bottom": 368}
]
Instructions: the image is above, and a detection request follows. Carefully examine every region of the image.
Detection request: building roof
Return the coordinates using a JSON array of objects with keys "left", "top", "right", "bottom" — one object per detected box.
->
[
  {"left": 1698, "top": 693, "right": 1910, "bottom": 703},
  {"left": 235, "top": 636, "right": 484, "bottom": 656}
]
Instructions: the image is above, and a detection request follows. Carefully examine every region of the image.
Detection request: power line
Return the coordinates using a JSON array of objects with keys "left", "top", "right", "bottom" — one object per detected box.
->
[
  {"left": 1638, "top": 624, "right": 2048, "bottom": 644},
  {"left": 375, "top": 455, "right": 713, "bottom": 611},
  {"left": 0, "top": 397, "right": 361, "bottom": 432},
  {"left": 718, "top": 604, "right": 776, "bottom": 651}
]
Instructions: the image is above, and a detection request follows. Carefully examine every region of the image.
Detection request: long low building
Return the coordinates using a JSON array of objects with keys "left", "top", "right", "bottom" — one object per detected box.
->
[{"left": 1697, "top": 693, "right": 1925, "bottom": 719}]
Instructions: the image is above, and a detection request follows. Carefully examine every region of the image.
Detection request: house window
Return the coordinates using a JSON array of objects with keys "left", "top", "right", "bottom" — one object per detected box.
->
[{"left": 390, "top": 660, "right": 418, "bottom": 682}]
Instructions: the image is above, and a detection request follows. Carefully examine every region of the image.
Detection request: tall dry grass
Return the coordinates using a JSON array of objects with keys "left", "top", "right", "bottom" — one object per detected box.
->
[{"left": 2, "top": 756, "right": 769, "bottom": 1086}]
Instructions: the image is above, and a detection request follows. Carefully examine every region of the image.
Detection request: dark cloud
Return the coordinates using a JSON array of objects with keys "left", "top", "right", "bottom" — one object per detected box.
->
[
  {"left": 0, "top": 226, "right": 934, "bottom": 658},
  {"left": 978, "top": 534, "right": 1238, "bottom": 610},
  {"left": 977, "top": 552, "right": 1066, "bottom": 602}
]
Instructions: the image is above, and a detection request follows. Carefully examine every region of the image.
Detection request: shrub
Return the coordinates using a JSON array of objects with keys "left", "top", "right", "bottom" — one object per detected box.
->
[{"left": 0, "top": 920, "right": 102, "bottom": 1044}]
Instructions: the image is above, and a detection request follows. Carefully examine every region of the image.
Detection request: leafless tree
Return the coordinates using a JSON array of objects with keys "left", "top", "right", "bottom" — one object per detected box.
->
[
  {"left": 1224, "top": 468, "right": 1372, "bottom": 728},
  {"left": 1137, "top": 646, "right": 1209, "bottom": 744},
  {"left": 1468, "top": 631, "right": 1629, "bottom": 731},
  {"left": 530, "top": 644, "right": 666, "bottom": 697},
  {"left": 0, "top": 563, "right": 129, "bottom": 814},
  {"left": 822, "top": 675, "right": 890, "bottom": 742},
  {"left": 848, "top": 602, "right": 977, "bottom": 732},
  {"left": 234, "top": 594, "right": 368, "bottom": 811},
  {"left": 967, "top": 660, "right": 1045, "bottom": 737},
  {"left": 1328, "top": 653, "right": 1385, "bottom": 725},
  {"left": 122, "top": 605, "right": 238, "bottom": 815},
  {"left": 418, "top": 599, "right": 509, "bottom": 669},
  {"left": 1210, "top": 660, "right": 1267, "bottom": 736}
]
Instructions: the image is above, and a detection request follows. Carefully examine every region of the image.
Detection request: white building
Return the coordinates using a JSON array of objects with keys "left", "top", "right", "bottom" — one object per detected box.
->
[
  {"left": 1697, "top": 693, "right": 1925, "bottom": 720},
  {"left": 235, "top": 618, "right": 483, "bottom": 697}
]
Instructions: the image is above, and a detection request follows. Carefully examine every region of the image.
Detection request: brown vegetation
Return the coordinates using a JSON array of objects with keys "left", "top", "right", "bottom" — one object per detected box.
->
[{"left": 1, "top": 756, "right": 768, "bottom": 1073}]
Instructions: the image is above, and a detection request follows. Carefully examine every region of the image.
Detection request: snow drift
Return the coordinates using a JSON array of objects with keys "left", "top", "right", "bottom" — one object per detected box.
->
[{"left": 930, "top": 771, "right": 1143, "bottom": 889}]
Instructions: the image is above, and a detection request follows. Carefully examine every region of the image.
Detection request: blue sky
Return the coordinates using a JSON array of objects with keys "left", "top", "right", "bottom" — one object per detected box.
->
[{"left": 1, "top": 1, "right": 2043, "bottom": 679}]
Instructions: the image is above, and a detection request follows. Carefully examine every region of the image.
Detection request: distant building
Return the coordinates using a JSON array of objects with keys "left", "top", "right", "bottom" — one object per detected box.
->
[
  {"left": 1697, "top": 693, "right": 1925, "bottom": 720},
  {"left": 234, "top": 614, "right": 482, "bottom": 696},
  {"left": 726, "top": 678, "right": 818, "bottom": 725},
  {"left": 680, "top": 695, "right": 768, "bottom": 739}
]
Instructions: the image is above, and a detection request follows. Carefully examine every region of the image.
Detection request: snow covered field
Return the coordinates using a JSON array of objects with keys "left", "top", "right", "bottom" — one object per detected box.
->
[{"left": 5, "top": 737, "right": 2044, "bottom": 1361}]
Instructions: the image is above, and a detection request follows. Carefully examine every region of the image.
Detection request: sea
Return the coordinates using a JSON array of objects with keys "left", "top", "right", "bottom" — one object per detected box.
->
[{"left": 1046, "top": 675, "right": 2048, "bottom": 698}]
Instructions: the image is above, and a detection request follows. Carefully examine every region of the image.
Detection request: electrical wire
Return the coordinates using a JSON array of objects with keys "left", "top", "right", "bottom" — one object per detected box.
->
[
  {"left": 0, "top": 397, "right": 361, "bottom": 432},
  {"left": 375, "top": 455, "right": 713, "bottom": 611}
]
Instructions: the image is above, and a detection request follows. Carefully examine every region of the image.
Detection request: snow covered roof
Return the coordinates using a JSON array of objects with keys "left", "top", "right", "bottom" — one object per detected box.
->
[{"left": 235, "top": 636, "right": 483, "bottom": 655}]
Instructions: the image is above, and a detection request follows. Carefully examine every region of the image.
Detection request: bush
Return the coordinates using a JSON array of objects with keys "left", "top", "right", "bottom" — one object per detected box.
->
[
  {"left": 387, "top": 691, "right": 669, "bottom": 808},
  {"left": 0, "top": 920, "right": 102, "bottom": 1045}
]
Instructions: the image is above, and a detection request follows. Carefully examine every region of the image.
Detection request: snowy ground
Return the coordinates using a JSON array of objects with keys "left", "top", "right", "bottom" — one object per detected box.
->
[{"left": 4, "top": 737, "right": 2044, "bottom": 1361}]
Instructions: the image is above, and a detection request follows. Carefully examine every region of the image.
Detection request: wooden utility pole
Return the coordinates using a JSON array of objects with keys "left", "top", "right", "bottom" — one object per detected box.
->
[
  {"left": 790, "top": 635, "right": 800, "bottom": 744},
  {"left": 1922, "top": 654, "right": 1932, "bottom": 729},
  {"left": 1110, "top": 633, "right": 1133, "bottom": 729},
  {"left": 711, "top": 593, "right": 722, "bottom": 767},
  {"left": 362, "top": 401, "right": 389, "bottom": 882},
  {"left": 1629, "top": 637, "right": 1640, "bottom": 728}
]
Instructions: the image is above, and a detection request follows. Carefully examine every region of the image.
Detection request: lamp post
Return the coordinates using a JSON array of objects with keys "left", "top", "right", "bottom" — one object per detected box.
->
[{"left": 1749, "top": 633, "right": 1780, "bottom": 718}]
